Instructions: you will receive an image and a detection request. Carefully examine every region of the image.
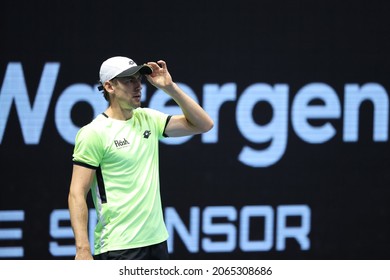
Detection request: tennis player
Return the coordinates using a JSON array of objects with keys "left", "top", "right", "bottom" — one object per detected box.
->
[{"left": 68, "top": 56, "right": 213, "bottom": 260}]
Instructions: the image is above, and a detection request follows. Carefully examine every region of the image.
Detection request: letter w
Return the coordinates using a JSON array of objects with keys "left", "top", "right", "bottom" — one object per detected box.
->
[{"left": 0, "top": 62, "right": 59, "bottom": 144}]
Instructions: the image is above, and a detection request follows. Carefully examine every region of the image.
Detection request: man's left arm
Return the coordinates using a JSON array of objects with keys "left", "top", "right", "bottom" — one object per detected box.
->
[{"left": 146, "top": 60, "right": 213, "bottom": 137}]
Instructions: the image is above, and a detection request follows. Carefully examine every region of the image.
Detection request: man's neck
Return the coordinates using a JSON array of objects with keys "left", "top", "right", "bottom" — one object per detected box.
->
[{"left": 104, "top": 106, "right": 134, "bottom": 121}]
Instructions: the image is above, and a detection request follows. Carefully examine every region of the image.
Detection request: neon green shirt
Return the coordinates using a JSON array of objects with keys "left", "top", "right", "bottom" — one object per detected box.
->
[{"left": 72, "top": 108, "right": 170, "bottom": 254}]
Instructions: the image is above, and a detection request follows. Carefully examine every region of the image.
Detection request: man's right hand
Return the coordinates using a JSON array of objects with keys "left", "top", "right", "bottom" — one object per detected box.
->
[{"left": 75, "top": 248, "right": 94, "bottom": 260}]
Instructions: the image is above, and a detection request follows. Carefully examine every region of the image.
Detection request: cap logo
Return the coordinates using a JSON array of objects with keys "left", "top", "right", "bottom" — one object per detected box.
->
[{"left": 129, "top": 60, "right": 135, "bottom": 65}]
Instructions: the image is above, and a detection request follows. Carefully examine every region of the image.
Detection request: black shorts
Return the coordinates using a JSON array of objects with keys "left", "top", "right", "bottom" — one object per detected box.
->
[{"left": 94, "top": 241, "right": 169, "bottom": 260}]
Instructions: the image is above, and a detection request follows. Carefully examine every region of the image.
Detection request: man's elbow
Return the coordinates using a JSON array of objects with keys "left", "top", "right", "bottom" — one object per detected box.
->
[{"left": 200, "top": 118, "right": 214, "bottom": 133}]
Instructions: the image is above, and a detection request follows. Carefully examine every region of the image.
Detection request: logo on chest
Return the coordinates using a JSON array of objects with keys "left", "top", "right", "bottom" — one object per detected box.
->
[
  {"left": 143, "top": 130, "right": 151, "bottom": 139},
  {"left": 114, "top": 138, "right": 130, "bottom": 148}
]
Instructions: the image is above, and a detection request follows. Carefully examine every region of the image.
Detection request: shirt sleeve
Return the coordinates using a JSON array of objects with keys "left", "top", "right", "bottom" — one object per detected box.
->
[
  {"left": 142, "top": 108, "right": 171, "bottom": 139},
  {"left": 72, "top": 125, "right": 103, "bottom": 169}
]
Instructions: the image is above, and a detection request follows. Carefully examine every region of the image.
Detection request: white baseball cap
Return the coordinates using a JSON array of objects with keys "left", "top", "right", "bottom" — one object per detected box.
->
[{"left": 99, "top": 56, "right": 152, "bottom": 84}]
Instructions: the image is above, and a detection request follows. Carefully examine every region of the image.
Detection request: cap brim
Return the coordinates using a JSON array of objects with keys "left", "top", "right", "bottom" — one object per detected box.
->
[{"left": 116, "top": 64, "right": 153, "bottom": 78}]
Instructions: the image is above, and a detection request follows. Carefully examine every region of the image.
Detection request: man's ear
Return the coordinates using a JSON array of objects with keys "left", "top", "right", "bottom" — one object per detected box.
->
[{"left": 104, "top": 81, "right": 115, "bottom": 93}]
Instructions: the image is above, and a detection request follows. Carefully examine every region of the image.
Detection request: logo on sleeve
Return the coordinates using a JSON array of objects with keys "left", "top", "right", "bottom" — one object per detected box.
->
[{"left": 114, "top": 138, "right": 130, "bottom": 148}]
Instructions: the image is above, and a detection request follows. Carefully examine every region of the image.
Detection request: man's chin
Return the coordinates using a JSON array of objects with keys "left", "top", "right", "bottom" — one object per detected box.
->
[{"left": 131, "top": 102, "right": 141, "bottom": 109}]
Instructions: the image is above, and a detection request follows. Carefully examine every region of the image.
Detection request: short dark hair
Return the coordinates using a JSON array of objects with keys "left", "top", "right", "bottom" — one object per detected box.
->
[
  {"left": 99, "top": 79, "right": 119, "bottom": 104},
  {"left": 102, "top": 87, "right": 110, "bottom": 102}
]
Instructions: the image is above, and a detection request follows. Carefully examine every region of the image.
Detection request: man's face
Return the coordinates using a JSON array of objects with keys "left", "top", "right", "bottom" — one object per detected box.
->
[{"left": 109, "top": 73, "right": 143, "bottom": 109}]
